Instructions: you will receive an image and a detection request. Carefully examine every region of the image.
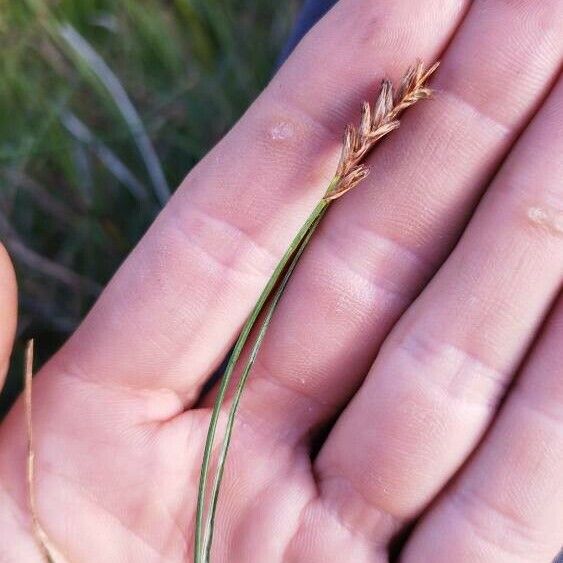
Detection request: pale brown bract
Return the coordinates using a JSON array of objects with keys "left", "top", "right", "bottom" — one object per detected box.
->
[
  {"left": 25, "top": 341, "right": 65, "bottom": 563},
  {"left": 325, "top": 60, "right": 440, "bottom": 201}
]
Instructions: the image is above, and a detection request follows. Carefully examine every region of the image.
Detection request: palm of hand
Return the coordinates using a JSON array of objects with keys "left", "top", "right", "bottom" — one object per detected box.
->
[{"left": 2, "top": 369, "right": 370, "bottom": 561}]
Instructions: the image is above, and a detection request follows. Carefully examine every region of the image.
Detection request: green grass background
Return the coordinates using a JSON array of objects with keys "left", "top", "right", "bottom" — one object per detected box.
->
[{"left": 0, "top": 0, "right": 299, "bottom": 413}]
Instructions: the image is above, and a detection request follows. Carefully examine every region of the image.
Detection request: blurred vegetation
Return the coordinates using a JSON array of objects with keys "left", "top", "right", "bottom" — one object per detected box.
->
[{"left": 0, "top": 0, "right": 299, "bottom": 413}]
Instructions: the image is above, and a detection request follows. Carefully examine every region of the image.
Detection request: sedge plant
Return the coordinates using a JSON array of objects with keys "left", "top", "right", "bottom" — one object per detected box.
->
[{"left": 195, "top": 60, "right": 440, "bottom": 562}]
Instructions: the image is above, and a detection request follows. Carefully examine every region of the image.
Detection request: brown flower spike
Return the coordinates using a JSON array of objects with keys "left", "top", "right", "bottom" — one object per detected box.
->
[{"left": 325, "top": 60, "right": 440, "bottom": 201}]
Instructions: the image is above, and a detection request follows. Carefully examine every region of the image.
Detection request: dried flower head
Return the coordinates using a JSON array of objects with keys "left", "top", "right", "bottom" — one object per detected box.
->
[{"left": 326, "top": 60, "right": 439, "bottom": 201}]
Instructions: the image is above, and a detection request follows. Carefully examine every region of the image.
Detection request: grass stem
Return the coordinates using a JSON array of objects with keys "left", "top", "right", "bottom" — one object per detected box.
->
[
  {"left": 203, "top": 205, "right": 328, "bottom": 560},
  {"left": 24, "top": 340, "right": 65, "bottom": 563},
  {"left": 194, "top": 194, "right": 333, "bottom": 562}
]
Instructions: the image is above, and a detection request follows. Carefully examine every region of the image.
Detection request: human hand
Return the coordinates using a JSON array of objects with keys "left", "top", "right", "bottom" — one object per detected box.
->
[{"left": 1, "top": 1, "right": 562, "bottom": 561}]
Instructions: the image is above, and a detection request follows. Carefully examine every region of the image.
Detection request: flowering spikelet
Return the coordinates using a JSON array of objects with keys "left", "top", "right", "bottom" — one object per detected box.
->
[{"left": 326, "top": 60, "right": 439, "bottom": 201}]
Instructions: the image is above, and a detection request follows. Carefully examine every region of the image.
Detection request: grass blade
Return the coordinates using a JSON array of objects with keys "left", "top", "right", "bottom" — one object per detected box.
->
[
  {"left": 0, "top": 210, "right": 101, "bottom": 296},
  {"left": 58, "top": 24, "right": 171, "bottom": 206},
  {"left": 61, "top": 111, "right": 152, "bottom": 204},
  {"left": 3, "top": 170, "right": 78, "bottom": 228}
]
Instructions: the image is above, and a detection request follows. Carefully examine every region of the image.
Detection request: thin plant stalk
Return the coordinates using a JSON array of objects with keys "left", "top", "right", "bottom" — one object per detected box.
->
[
  {"left": 194, "top": 191, "right": 335, "bottom": 561},
  {"left": 195, "top": 60, "right": 439, "bottom": 562},
  {"left": 24, "top": 340, "right": 65, "bottom": 563},
  {"left": 203, "top": 207, "right": 328, "bottom": 559}
]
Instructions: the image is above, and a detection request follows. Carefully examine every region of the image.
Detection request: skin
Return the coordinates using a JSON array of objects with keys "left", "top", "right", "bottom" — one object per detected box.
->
[{"left": 0, "top": 0, "right": 562, "bottom": 560}]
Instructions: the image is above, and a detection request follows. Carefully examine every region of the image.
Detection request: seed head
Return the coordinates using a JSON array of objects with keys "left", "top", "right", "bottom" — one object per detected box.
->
[{"left": 326, "top": 60, "right": 439, "bottom": 201}]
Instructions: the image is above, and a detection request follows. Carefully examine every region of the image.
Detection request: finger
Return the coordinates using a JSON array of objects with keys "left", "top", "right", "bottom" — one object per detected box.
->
[
  {"left": 216, "top": 0, "right": 563, "bottom": 439},
  {"left": 0, "top": 243, "right": 17, "bottom": 390},
  {"left": 308, "top": 73, "right": 563, "bottom": 552},
  {"left": 44, "top": 0, "right": 467, "bottom": 408},
  {"left": 402, "top": 293, "right": 563, "bottom": 563}
]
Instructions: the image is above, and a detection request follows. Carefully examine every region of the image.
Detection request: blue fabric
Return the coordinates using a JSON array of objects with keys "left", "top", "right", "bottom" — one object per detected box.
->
[{"left": 278, "top": 0, "right": 338, "bottom": 63}]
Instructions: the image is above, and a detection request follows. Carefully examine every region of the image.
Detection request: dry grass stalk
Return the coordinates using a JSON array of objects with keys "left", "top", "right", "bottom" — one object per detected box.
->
[
  {"left": 24, "top": 340, "right": 65, "bottom": 563},
  {"left": 325, "top": 60, "right": 439, "bottom": 201}
]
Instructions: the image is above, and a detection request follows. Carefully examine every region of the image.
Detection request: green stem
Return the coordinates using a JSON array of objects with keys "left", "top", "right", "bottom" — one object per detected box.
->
[
  {"left": 194, "top": 190, "right": 333, "bottom": 562},
  {"left": 203, "top": 206, "right": 328, "bottom": 561}
]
